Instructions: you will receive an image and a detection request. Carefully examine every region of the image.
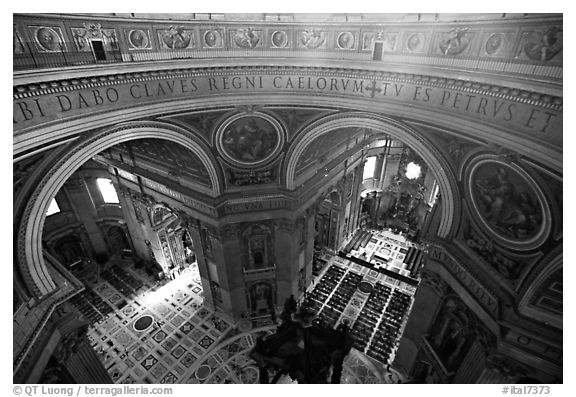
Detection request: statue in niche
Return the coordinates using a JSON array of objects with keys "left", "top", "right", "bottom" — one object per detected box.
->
[
  {"left": 249, "top": 282, "right": 273, "bottom": 314},
  {"left": 473, "top": 163, "right": 543, "bottom": 240},
  {"left": 221, "top": 116, "right": 279, "bottom": 164},
  {"left": 431, "top": 299, "right": 473, "bottom": 371},
  {"left": 249, "top": 238, "right": 267, "bottom": 269}
]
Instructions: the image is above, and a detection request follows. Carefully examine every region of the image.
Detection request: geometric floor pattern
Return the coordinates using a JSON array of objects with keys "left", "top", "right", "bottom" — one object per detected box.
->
[{"left": 78, "top": 259, "right": 403, "bottom": 383}]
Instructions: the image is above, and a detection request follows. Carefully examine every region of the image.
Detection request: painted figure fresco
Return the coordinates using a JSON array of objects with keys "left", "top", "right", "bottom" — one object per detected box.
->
[
  {"left": 472, "top": 163, "right": 543, "bottom": 240},
  {"left": 221, "top": 116, "right": 279, "bottom": 164}
]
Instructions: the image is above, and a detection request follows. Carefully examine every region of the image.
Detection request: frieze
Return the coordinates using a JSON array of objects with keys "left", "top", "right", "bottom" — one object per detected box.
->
[
  {"left": 428, "top": 245, "right": 499, "bottom": 316},
  {"left": 420, "top": 267, "right": 449, "bottom": 296},
  {"left": 141, "top": 178, "right": 217, "bottom": 216},
  {"left": 221, "top": 196, "right": 293, "bottom": 215},
  {"left": 464, "top": 224, "right": 524, "bottom": 281},
  {"left": 13, "top": 66, "right": 562, "bottom": 114},
  {"left": 13, "top": 68, "right": 562, "bottom": 148},
  {"left": 227, "top": 168, "right": 276, "bottom": 186}
]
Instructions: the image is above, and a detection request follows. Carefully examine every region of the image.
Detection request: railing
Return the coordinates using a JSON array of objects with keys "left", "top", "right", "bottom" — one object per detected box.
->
[
  {"left": 14, "top": 43, "right": 123, "bottom": 71},
  {"left": 14, "top": 42, "right": 373, "bottom": 72}
]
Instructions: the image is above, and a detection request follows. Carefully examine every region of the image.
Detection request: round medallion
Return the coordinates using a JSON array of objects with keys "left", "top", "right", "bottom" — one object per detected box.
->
[
  {"left": 204, "top": 30, "right": 222, "bottom": 47},
  {"left": 36, "top": 27, "right": 61, "bottom": 51},
  {"left": 485, "top": 33, "right": 503, "bottom": 55},
  {"left": 240, "top": 366, "right": 259, "bottom": 383},
  {"left": 271, "top": 30, "right": 288, "bottom": 48},
  {"left": 467, "top": 156, "right": 550, "bottom": 250},
  {"left": 196, "top": 365, "right": 212, "bottom": 380},
  {"left": 129, "top": 29, "right": 148, "bottom": 48},
  {"left": 337, "top": 32, "right": 355, "bottom": 49},
  {"left": 407, "top": 33, "right": 424, "bottom": 52},
  {"left": 133, "top": 314, "right": 154, "bottom": 332},
  {"left": 216, "top": 113, "right": 284, "bottom": 168}
]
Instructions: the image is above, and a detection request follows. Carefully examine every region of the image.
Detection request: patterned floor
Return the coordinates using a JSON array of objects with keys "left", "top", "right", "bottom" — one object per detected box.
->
[{"left": 73, "top": 258, "right": 403, "bottom": 384}]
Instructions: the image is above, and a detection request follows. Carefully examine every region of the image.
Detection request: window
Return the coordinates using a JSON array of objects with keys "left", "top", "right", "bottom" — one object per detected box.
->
[
  {"left": 363, "top": 156, "right": 376, "bottom": 180},
  {"left": 96, "top": 178, "right": 119, "bottom": 203},
  {"left": 46, "top": 198, "right": 60, "bottom": 216},
  {"left": 405, "top": 162, "right": 422, "bottom": 179}
]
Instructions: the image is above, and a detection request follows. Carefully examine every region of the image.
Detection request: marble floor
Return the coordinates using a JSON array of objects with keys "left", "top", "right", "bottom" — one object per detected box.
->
[{"left": 72, "top": 258, "right": 402, "bottom": 384}]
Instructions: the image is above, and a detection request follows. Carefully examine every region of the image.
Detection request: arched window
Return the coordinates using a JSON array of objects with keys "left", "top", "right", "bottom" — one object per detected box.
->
[
  {"left": 46, "top": 198, "right": 60, "bottom": 216},
  {"left": 96, "top": 178, "right": 119, "bottom": 203},
  {"left": 363, "top": 156, "right": 376, "bottom": 180}
]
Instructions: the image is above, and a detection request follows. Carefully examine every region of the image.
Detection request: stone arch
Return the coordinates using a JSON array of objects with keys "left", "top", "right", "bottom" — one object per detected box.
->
[
  {"left": 518, "top": 247, "right": 562, "bottom": 329},
  {"left": 284, "top": 112, "right": 459, "bottom": 238},
  {"left": 17, "top": 121, "right": 222, "bottom": 298}
]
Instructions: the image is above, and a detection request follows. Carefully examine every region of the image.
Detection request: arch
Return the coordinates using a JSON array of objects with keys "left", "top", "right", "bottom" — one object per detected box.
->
[
  {"left": 518, "top": 249, "right": 562, "bottom": 328},
  {"left": 284, "top": 112, "right": 458, "bottom": 238},
  {"left": 17, "top": 121, "right": 222, "bottom": 298}
]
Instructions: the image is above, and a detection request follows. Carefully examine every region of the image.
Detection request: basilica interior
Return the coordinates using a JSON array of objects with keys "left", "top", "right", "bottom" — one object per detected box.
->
[{"left": 13, "top": 13, "right": 562, "bottom": 384}]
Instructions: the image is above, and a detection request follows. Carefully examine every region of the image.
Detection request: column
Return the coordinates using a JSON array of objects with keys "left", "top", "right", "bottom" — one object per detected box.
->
[
  {"left": 348, "top": 165, "right": 364, "bottom": 232},
  {"left": 115, "top": 185, "right": 149, "bottom": 261},
  {"left": 394, "top": 268, "right": 446, "bottom": 374},
  {"left": 63, "top": 175, "right": 108, "bottom": 256},
  {"left": 373, "top": 154, "right": 384, "bottom": 185}
]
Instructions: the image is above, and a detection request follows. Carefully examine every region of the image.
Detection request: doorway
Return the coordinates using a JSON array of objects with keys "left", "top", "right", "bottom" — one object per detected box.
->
[{"left": 91, "top": 40, "right": 106, "bottom": 61}]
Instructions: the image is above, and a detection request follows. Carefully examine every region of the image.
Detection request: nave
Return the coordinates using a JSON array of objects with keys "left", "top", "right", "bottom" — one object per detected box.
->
[{"left": 69, "top": 244, "right": 409, "bottom": 384}]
